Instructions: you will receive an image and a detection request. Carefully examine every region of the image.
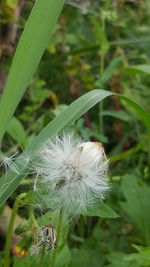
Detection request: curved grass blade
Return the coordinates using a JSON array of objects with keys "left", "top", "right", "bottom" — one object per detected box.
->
[
  {"left": 119, "top": 95, "right": 150, "bottom": 133},
  {"left": 0, "top": 89, "right": 150, "bottom": 207}
]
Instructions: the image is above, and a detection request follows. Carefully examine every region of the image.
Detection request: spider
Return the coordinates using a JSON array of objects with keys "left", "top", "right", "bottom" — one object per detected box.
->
[{"left": 35, "top": 224, "right": 56, "bottom": 250}]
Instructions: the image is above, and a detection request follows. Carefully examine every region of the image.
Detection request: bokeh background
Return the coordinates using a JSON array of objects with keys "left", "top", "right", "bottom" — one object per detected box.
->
[{"left": 0, "top": 0, "right": 150, "bottom": 266}]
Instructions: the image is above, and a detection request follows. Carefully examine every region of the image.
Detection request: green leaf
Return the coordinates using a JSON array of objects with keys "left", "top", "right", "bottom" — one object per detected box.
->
[
  {"left": 70, "top": 247, "right": 101, "bottom": 267},
  {"left": 0, "top": 89, "right": 150, "bottom": 208},
  {"left": 63, "top": 38, "right": 150, "bottom": 56},
  {"left": 125, "top": 64, "right": 150, "bottom": 75},
  {"left": 119, "top": 95, "right": 150, "bottom": 132},
  {"left": 101, "top": 57, "right": 122, "bottom": 82},
  {"left": 123, "top": 245, "right": 150, "bottom": 267},
  {"left": 107, "top": 252, "right": 131, "bottom": 267},
  {"left": 0, "top": 0, "right": 65, "bottom": 142},
  {"left": 95, "top": 57, "right": 122, "bottom": 86},
  {"left": 101, "top": 110, "right": 131, "bottom": 122},
  {"left": 120, "top": 175, "right": 150, "bottom": 245},
  {"left": 91, "top": 17, "right": 110, "bottom": 52},
  {"left": 83, "top": 202, "right": 119, "bottom": 218},
  {"left": 7, "top": 117, "right": 27, "bottom": 148},
  {"left": 13, "top": 256, "right": 32, "bottom": 267},
  {"left": 55, "top": 245, "right": 71, "bottom": 267}
]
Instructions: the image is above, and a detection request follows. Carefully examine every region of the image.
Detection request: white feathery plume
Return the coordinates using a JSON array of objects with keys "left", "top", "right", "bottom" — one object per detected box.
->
[
  {"left": 0, "top": 152, "right": 31, "bottom": 195},
  {"left": 33, "top": 134, "right": 109, "bottom": 218},
  {"left": 0, "top": 153, "right": 20, "bottom": 174}
]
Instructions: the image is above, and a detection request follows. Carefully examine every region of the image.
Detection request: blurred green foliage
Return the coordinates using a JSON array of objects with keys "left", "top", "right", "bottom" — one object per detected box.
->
[{"left": 0, "top": 0, "right": 150, "bottom": 266}]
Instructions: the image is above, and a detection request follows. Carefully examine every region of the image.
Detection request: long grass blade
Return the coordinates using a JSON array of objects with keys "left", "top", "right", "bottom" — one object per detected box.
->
[{"left": 0, "top": 0, "right": 65, "bottom": 142}]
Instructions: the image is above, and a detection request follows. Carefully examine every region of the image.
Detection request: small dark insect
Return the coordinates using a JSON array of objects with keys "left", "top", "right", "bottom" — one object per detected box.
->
[{"left": 34, "top": 224, "right": 57, "bottom": 251}]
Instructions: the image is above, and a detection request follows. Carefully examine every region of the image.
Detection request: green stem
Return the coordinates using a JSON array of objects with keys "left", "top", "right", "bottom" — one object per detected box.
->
[
  {"left": 50, "top": 208, "right": 63, "bottom": 267},
  {"left": 29, "top": 205, "right": 38, "bottom": 227},
  {"left": 4, "top": 193, "right": 26, "bottom": 267},
  {"left": 99, "top": 17, "right": 105, "bottom": 136},
  {"left": 99, "top": 53, "right": 104, "bottom": 134},
  {"left": 99, "top": 101, "right": 104, "bottom": 135},
  {"left": 38, "top": 245, "right": 46, "bottom": 267}
]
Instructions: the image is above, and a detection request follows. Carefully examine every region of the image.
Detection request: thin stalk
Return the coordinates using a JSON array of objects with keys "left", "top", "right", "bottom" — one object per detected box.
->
[
  {"left": 99, "top": 53, "right": 105, "bottom": 135},
  {"left": 50, "top": 208, "right": 63, "bottom": 267},
  {"left": 38, "top": 245, "right": 46, "bottom": 267},
  {"left": 29, "top": 205, "right": 38, "bottom": 227},
  {"left": 4, "top": 193, "right": 26, "bottom": 267},
  {"left": 99, "top": 17, "right": 105, "bottom": 136}
]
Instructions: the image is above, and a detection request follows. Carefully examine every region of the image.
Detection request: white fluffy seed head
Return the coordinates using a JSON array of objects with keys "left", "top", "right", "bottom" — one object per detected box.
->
[{"left": 33, "top": 134, "right": 109, "bottom": 218}]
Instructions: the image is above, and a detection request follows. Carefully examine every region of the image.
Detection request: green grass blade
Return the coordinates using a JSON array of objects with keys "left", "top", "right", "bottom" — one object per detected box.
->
[
  {"left": 6, "top": 117, "right": 27, "bottom": 148},
  {"left": 125, "top": 64, "right": 150, "bottom": 75},
  {"left": 0, "top": 0, "right": 65, "bottom": 142},
  {"left": 26, "top": 89, "right": 112, "bottom": 153},
  {"left": 119, "top": 95, "right": 150, "bottom": 133},
  {"left": 0, "top": 89, "right": 150, "bottom": 207}
]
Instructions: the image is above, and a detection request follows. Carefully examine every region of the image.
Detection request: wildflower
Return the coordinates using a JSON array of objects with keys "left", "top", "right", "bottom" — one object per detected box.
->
[
  {"left": 12, "top": 245, "right": 28, "bottom": 258},
  {"left": 33, "top": 134, "right": 109, "bottom": 218}
]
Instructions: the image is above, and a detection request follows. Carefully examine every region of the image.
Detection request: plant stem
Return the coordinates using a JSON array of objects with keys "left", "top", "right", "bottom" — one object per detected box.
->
[
  {"left": 99, "top": 17, "right": 105, "bottom": 136},
  {"left": 50, "top": 208, "right": 63, "bottom": 267},
  {"left": 38, "top": 245, "right": 46, "bottom": 267},
  {"left": 4, "top": 193, "right": 26, "bottom": 267},
  {"left": 99, "top": 51, "right": 104, "bottom": 135},
  {"left": 29, "top": 205, "right": 38, "bottom": 226}
]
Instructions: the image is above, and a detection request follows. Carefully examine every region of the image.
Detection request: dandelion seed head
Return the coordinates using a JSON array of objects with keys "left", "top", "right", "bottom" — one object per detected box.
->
[{"left": 33, "top": 134, "right": 109, "bottom": 218}]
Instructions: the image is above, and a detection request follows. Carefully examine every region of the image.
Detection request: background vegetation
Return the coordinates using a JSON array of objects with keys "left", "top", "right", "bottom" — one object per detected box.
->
[{"left": 0, "top": 0, "right": 150, "bottom": 266}]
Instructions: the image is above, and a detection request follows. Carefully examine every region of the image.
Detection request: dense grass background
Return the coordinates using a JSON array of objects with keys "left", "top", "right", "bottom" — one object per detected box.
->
[{"left": 0, "top": 0, "right": 150, "bottom": 266}]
